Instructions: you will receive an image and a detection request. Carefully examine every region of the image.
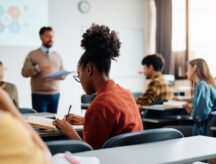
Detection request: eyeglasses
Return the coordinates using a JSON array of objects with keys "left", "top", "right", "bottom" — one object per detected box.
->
[{"left": 73, "top": 74, "right": 80, "bottom": 83}]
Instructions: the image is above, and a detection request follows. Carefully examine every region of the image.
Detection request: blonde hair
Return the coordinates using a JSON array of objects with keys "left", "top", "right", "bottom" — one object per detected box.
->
[{"left": 189, "top": 58, "right": 216, "bottom": 88}]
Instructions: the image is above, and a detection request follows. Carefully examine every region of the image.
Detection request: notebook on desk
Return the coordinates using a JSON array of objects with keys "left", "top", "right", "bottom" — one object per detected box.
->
[
  {"left": 25, "top": 116, "right": 84, "bottom": 131},
  {"left": 25, "top": 116, "right": 56, "bottom": 130},
  {"left": 162, "top": 100, "right": 187, "bottom": 108}
]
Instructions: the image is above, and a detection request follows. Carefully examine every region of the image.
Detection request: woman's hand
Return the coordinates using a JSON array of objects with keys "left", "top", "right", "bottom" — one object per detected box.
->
[
  {"left": 172, "top": 96, "right": 181, "bottom": 101},
  {"left": 64, "top": 113, "right": 84, "bottom": 125},
  {"left": 53, "top": 119, "right": 81, "bottom": 140},
  {"left": 183, "top": 103, "right": 193, "bottom": 114}
]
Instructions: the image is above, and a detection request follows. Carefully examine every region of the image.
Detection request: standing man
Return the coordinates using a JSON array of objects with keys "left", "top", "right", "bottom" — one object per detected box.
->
[{"left": 22, "top": 26, "right": 64, "bottom": 113}]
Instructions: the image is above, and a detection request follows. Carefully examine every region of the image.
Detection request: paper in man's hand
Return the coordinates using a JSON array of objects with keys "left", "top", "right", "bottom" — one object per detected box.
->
[{"left": 46, "top": 70, "right": 73, "bottom": 80}]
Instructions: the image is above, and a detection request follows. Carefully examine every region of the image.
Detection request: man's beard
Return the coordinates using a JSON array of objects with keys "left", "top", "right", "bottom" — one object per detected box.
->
[{"left": 43, "top": 41, "right": 53, "bottom": 48}]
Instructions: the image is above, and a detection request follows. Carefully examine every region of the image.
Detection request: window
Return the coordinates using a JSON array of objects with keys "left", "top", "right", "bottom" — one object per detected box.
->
[
  {"left": 172, "top": 0, "right": 187, "bottom": 79},
  {"left": 189, "top": 0, "right": 216, "bottom": 77},
  {"left": 172, "top": 0, "right": 216, "bottom": 77},
  {"left": 172, "top": 0, "right": 186, "bottom": 51}
]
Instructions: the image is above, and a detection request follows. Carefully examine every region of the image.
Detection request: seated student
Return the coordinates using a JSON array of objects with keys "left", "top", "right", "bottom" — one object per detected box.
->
[
  {"left": 136, "top": 54, "right": 173, "bottom": 110},
  {"left": 183, "top": 58, "right": 216, "bottom": 136},
  {"left": 0, "top": 88, "right": 50, "bottom": 164},
  {"left": 0, "top": 61, "right": 19, "bottom": 107},
  {"left": 54, "top": 24, "right": 143, "bottom": 149}
]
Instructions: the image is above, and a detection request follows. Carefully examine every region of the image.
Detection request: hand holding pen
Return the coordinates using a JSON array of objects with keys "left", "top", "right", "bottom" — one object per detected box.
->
[
  {"left": 63, "top": 105, "right": 84, "bottom": 125},
  {"left": 64, "top": 105, "right": 72, "bottom": 120}
]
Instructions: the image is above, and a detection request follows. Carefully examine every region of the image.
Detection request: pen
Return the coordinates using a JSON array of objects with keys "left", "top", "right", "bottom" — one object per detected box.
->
[
  {"left": 67, "top": 105, "right": 72, "bottom": 116},
  {"left": 65, "top": 105, "right": 72, "bottom": 120}
]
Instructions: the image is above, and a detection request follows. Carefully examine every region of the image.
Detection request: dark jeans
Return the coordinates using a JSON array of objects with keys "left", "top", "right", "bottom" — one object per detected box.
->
[{"left": 32, "top": 93, "right": 60, "bottom": 113}]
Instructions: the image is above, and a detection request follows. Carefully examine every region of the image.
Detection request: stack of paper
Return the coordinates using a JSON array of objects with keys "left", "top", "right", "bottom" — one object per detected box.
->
[{"left": 163, "top": 100, "right": 187, "bottom": 108}]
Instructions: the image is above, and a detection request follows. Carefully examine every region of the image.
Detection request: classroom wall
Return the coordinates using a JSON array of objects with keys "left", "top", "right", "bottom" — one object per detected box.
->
[{"left": 0, "top": 0, "right": 148, "bottom": 117}]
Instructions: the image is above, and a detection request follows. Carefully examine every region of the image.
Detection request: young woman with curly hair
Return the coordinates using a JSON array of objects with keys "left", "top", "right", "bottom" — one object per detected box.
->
[{"left": 54, "top": 24, "right": 143, "bottom": 149}]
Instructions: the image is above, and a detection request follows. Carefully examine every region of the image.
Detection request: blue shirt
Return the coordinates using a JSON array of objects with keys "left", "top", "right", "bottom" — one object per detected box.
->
[
  {"left": 40, "top": 45, "right": 53, "bottom": 55},
  {"left": 192, "top": 80, "right": 216, "bottom": 122}
]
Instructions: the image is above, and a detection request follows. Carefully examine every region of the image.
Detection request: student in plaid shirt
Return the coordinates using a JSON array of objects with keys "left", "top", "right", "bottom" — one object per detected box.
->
[{"left": 137, "top": 54, "right": 173, "bottom": 111}]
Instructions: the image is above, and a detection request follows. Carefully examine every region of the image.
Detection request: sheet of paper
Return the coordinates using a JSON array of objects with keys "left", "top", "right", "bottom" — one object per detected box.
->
[
  {"left": 46, "top": 70, "right": 73, "bottom": 80},
  {"left": 163, "top": 100, "right": 187, "bottom": 108},
  {"left": 25, "top": 116, "right": 56, "bottom": 130}
]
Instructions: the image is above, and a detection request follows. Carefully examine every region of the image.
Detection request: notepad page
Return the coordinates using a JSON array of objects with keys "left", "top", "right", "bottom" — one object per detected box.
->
[
  {"left": 26, "top": 116, "right": 56, "bottom": 129},
  {"left": 163, "top": 100, "right": 187, "bottom": 108}
]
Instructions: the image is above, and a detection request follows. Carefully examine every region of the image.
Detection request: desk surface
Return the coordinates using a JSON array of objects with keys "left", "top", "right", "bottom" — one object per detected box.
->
[
  {"left": 142, "top": 104, "right": 183, "bottom": 111},
  {"left": 75, "top": 136, "right": 216, "bottom": 164},
  {"left": 37, "top": 125, "right": 83, "bottom": 141},
  {"left": 22, "top": 112, "right": 56, "bottom": 119}
]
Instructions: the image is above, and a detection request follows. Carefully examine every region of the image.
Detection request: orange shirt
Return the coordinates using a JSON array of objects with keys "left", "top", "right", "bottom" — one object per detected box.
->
[{"left": 83, "top": 80, "right": 143, "bottom": 149}]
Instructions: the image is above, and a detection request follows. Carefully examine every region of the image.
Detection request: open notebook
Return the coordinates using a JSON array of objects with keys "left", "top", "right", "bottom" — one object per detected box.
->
[
  {"left": 163, "top": 100, "right": 187, "bottom": 108},
  {"left": 25, "top": 116, "right": 83, "bottom": 131},
  {"left": 25, "top": 116, "right": 56, "bottom": 130}
]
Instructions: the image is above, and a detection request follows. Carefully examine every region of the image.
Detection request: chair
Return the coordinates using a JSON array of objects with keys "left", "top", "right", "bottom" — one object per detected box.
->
[
  {"left": 81, "top": 93, "right": 96, "bottom": 103},
  {"left": 206, "top": 115, "right": 216, "bottom": 137},
  {"left": 131, "top": 92, "right": 143, "bottom": 98},
  {"left": 46, "top": 140, "right": 93, "bottom": 155},
  {"left": 19, "top": 107, "right": 37, "bottom": 114},
  {"left": 102, "top": 128, "right": 183, "bottom": 149},
  {"left": 81, "top": 93, "right": 96, "bottom": 110},
  {"left": 163, "top": 125, "right": 193, "bottom": 137}
]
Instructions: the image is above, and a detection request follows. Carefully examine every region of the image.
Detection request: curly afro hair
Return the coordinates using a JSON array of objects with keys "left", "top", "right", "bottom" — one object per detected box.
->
[{"left": 78, "top": 24, "right": 121, "bottom": 75}]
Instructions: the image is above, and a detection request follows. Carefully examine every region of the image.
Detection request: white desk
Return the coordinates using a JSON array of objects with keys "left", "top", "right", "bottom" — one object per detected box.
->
[
  {"left": 74, "top": 136, "right": 216, "bottom": 164},
  {"left": 22, "top": 112, "right": 56, "bottom": 119},
  {"left": 142, "top": 104, "right": 183, "bottom": 111}
]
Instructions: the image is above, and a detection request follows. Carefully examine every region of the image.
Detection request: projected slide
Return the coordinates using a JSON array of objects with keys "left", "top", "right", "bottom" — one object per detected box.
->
[{"left": 0, "top": 0, "right": 48, "bottom": 46}]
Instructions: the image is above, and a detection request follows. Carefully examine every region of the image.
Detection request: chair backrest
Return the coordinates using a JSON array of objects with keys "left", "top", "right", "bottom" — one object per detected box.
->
[
  {"left": 206, "top": 115, "right": 216, "bottom": 137},
  {"left": 46, "top": 140, "right": 93, "bottom": 155},
  {"left": 163, "top": 125, "right": 193, "bottom": 137},
  {"left": 131, "top": 92, "right": 143, "bottom": 98},
  {"left": 19, "top": 108, "right": 37, "bottom": 114},
  {"left": 81, "top": 93, "right": 96, "bottom": 103},
  {"left": 102, "top": 128, "right": 184, "bottom": 149}
]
